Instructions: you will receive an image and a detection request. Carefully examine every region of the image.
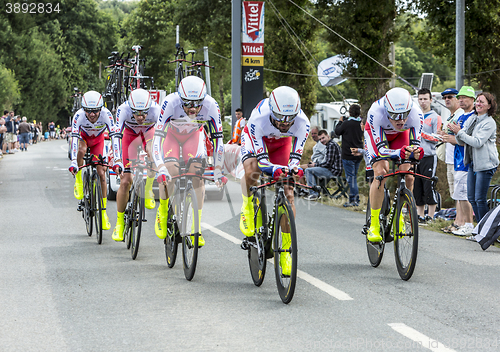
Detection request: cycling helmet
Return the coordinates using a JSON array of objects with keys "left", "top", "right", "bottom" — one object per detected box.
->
[
  {"left": 81, "top": 91, "right": 103, "bottom": 110},
  {"left": 269, "top": 86, "right": 301, "bottom": 122},
  {"left": 384, "top": 87, "right": 413, "bottom": 120},
  {"left": 178, "top": 76, "right": 207, "bottom": 108},
  {"left": 128, "top": 88, "right": 152, "bottom": 114}
]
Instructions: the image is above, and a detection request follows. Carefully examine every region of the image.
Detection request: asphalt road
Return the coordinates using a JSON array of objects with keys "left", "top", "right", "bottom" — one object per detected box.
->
[{"left": 1, "top": 140, "right": 500, "bottom": 351}]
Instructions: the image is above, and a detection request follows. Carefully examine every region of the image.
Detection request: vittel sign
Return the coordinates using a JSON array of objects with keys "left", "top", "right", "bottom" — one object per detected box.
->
[{"left": 242, "top": 1, "right": 264, "bottom": 43}]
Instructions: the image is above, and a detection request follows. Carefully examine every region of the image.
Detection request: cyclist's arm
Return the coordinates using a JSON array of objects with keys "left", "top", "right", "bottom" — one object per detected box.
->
[
  {"left": 112, "top": 106, "right": 126, "bottom": 163},
  {"left": 152, "top": 98, "right": 172, "bottom": 169},
  {"left": 207, "top": 101, "right": 225, "bottom": 179},
  {"left": 70, "top": 111, "right": 82, "bottom": 164},
  {"left": 287, "top": 118, "right": 309, "bottom": 169}
]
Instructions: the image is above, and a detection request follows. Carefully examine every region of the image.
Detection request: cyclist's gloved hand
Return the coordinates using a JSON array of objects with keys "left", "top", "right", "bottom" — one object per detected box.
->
[
  {"left": 399, "top": 145, "right": 409, "bottom": 160},
  {"left": 410, "top": 146, "right": 424, "bottom": 160},
  {"left": 291, "top": 166, "right": 304, "bottom": 178},
  {"left": 68, "top": 162, "right": 78, "bottom": 175},
  {"left": 112, "top": 162, "right": 124, "bottom": 175},
  {"left": 157, "top": 166, "right": 171, "bottom": 184},
  {"left": 272, "top": 167, "right": 286, "bottom": 181}
]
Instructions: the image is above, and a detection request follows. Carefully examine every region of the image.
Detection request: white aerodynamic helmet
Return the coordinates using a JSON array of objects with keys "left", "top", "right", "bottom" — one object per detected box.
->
[
  {"left": 269, "top": 86, "right": 301, "bottom": 122},
  {"left": 178, "top": 76, "right": 207, "bottom": 108},
  {"left": 81, "top": 91, "right": 103, "bottom": 110},
  {"left": 128, "top": 88, "right": 152, "bottom": 113},
  {"left": 384, "top": 87, "right": 413, "bottom": 120}
]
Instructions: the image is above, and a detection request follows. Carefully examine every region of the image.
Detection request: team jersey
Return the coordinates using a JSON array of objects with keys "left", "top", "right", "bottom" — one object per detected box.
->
[
  {"left": 366, "top": 97, "right": 423, "bottom": 159},
  {"left": 241, "top": 98, "right": 310, "bottom": 174},
  {"left": 70, "top": 107, "right": 114, "bottom": 161},
  {"left": 152, "top": 93, "right": 224, "bottom": 171},
  {"left": 112, "top": 101, "right": 160, "bottom": 162}
]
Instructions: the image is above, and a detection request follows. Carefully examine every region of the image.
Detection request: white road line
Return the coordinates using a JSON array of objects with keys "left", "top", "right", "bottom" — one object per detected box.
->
[
  {"left": 201, "top": 222, "right": 353, "bottom": 301},
  {"left": 388, "top": 323, "right": 456, "bottom": 352}
]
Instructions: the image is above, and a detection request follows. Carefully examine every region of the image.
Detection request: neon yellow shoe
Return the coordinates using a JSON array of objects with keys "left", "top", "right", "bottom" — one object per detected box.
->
[
  {"left": 101, "top": 198, "right": 111, "bottom": 230},
  {"left": 280, "top": 232, "right": 292, "bottom": 276},
  {"left": 190, "top": 209, "right": 204, "bottom": 247},
  {"left": 155, "top": 199, "right": 168, "bottom": 239},
  {"left": 145, "top": 189, "right": 156, "bottom": 210},
  {"left": 367, "top": 225, "right": 383, "bottom": 242},
  {"left": 74, "top": 170, "right": 83, "bottom": 200},
  {"left": 190, "top": 235, "right": 205, "bottom": 247},
  {"left": 112, "top": 212, "right": 125, "bottom": 241},
  {"left": 393, "top": 212, "right": 406, "bottom": 237}
]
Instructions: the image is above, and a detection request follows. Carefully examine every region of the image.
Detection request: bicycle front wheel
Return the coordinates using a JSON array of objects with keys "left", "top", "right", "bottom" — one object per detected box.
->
[
  {"left": 165, "top": 192, "right": 180, "bottom": 268},
  {"left": 365, "top": 197, "right": 384, "bottom": 267},
  {"left": 83, "top": 170, "right": 93, "bottom": 236},
  {"left": 130, "top": 184, "right": 144, "bottom": 260},
  {"left": 394, "top": 188, "right": 419, "bottom": 280},
  {"left": 181, "top": 187, "right": 199, "bottom": 281},
  {"left": 92, "top": 172, "right": 103, "bottom": 245},
  {"left": 273, "top": 197, "right": 297, "bottom": 304},
  {"left": 248, "top": 190, "right": 267, "bottom": 286}
]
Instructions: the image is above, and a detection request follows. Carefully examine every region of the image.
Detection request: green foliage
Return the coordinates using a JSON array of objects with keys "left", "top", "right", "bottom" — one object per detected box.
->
[
  {"left": 416, "top": 0, "right": 500, "bottom": 112},
  {"left": 0, "top": 64, "right": 20, "bottom": 109},
  {"left": 265, "top": 0, "right": 319, "bottom": 117},
  {"left": 316, "top": 0, "right": 397, "bottom": 115}
]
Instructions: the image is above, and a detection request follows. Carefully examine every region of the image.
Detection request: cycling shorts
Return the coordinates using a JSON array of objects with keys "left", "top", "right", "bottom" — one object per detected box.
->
[
  {"left": 241, "top": 133, "right": 292, "bottom": 166},
  {"left": 122, "top": 128, "right": 154, "bottom": 170},
  {"left": 162, "top": 126, "right": 207, "bottom": 163},
  {"left": 81, "top": 133, "right": 105, "bottom": 159},
  {"left": 364, "top": 122, "right": 409, "bottom": 165}
]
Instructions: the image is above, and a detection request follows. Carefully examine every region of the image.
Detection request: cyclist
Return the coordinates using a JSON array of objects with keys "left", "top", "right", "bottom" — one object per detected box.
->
[
  {"left": 365, "top": 87, "right": 424, "bottom": 242},
  {"left": 239, "top": 86, "right": 310, "bottom": 275},
  {"left": 68, "top": 91, "right": 114, "bottom": 230},
  {"left": 152, "top": 76, "right": 225, "bottom": 247},
  {"left": 111, "top": 88, "right": 161, "bottom": 241}
]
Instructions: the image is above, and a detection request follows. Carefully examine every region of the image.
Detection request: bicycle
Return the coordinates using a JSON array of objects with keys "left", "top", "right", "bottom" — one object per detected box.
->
[
  {"left": 167, "top": 46, "right": 214, "bottom": 90},
  {"left": 121, "top": 147, "right": 153, "bottom": 260},
  {"left": 124, "top": 45, "right": 155, "bottom": 97},
  {"left": 240, "top": 171, "right": 317, "bottom": 304},
  {"left": 76, "top": 149, "right": 110, "bottom": 245},
  {"left": 162, "top": 156, "right": 219, "bottom": 281},
  {"left": 103, "top": 51, "right": 129, "bottom": 114},
  {"left": 362, "top": 159, "right": 437, "bottom": 280}
]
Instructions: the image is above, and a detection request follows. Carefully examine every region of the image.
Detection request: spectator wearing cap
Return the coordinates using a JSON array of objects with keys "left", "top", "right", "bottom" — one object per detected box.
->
[
  {"left": 437, "top": 88, "right": 464, "bottom": 232},
  {"left": 334, "top": 104, "right": 363, "bottom": 206},
  {"left": 450, "top": 92, "right": 499, "bottom": 227},
  {"left": 440, "top": 86, "right": 475, "bottom": 236}
]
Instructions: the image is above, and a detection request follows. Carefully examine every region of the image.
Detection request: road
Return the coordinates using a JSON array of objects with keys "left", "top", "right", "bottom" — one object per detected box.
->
[{"left": 1, "top": 140, "right": 500, "bottom": 351}]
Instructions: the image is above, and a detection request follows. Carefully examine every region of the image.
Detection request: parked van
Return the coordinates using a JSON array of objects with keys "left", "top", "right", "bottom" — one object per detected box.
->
[{"left": 309, "top": 99, "right": 358, "bottom": 138}]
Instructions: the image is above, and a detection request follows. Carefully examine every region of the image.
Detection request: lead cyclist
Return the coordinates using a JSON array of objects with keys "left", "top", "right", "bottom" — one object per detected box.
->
[
  {"left": 365, "top": 87, "right": 425, "bottom": 243},
  {"left": 239, "top": 86, "right": 310, "bottom": 275}
]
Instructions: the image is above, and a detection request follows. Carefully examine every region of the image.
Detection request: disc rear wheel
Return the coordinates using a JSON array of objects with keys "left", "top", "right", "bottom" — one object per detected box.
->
[
  {"left": 165, "top": 195, "right": 180, "bottom": 268},
  {"left": 366, "top": 197, "right": 385, "bottom": 267},
  {"left": 248, "top": 191, "right": 267, "bottom": 287}
]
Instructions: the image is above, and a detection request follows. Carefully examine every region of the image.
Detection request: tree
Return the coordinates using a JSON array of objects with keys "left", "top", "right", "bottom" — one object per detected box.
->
[
  {"left": 316, "top": 0, "right": 398, "bottom": 115},
  {"left": 416, "top": 0, "right": 500, "bottom": 107},
  {"left": 264, "top": 0, "right": 319, "bottom": 117},
  {"left": 0, "top": 64, "right": 20, "bottom": 109}
]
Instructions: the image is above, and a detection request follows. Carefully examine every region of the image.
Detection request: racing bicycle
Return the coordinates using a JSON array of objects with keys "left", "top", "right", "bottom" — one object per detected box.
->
[
  {"left": 76, "top": 150, "right": 110, "bottom": 245},
  {"left": 241, "top": 171, "right": 317, "bottom": 304},
  {"left": 362, "top": 159, "right": 437, "bottom": 280}
]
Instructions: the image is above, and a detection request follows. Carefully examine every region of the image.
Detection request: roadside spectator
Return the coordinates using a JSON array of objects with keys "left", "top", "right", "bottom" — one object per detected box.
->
[
  {"left": 228, "top": 108, "right": 246, "bottom": 145},
  {"left": 14, "top": 115, "right": 20, "bottom": 151},
  {"left": 0, "top": 115, "right": 7, "bottom": 158},
  {"left": 441, "top": 86, "right": 476, "bottom": 236},
  {"left": 415, "top": 88, "right": 441, "bottom": 222},
  {"left": 300, "top": 125, "right": 326, "bottom": 169},
  {"left": 48, "top": 121, "right": 56, "bottom": 140},
  {"left": 438, "top": 88, "right": 464, "bottom": 232},
  {"left": 304, "top": 129, "right": 342, "bottom": 201},
  {"left": 3, "top": 111, "right": 16, "bottom": 154},
  {"left": 18, "top": 117, "right": 31, "bottom": 151},
  {"left": 335, "top": 104, "right": 364, "bottom": 207},
  {"left": 451, "top": 92, "right": 499, "bottom": 226}
]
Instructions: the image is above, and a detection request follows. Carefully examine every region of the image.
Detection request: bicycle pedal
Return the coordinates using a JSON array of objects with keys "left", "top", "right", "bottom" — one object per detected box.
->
[{"left": 77, "top": 204, "right": 83, "bottom": 212}]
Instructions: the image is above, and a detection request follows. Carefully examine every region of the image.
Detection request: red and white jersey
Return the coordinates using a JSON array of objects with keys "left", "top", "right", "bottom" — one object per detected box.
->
[
  {"left": 112, "top": 101, "right": 160, "bottom": 161},
  {"left": 70, "top": 107, "right": 114, "bottom": 160},
  {"left": 366, "top": 97, "right": 423, "bottom": 159},
  {"left": 152, "top": 93, "right": 224, "bottom": 170},
  {"left": 241, "top": 98, "right": 310, "bottom": 172}
]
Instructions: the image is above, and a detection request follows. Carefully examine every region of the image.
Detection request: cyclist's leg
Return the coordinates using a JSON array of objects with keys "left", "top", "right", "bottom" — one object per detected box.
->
[
  {"left": 368, "top": 160, "right": 389, "bottom": 242},
  {"left": 240, "top": 157, "right": 260, "bottom": 236},
  {"left": 74, "top": 138, "right": 87, "bottom": 199},
  {"left": 143, "top": 133, "right": 156, "bottom": 209},
  {"left": 113, "top": 172, "right": 133, "bottom": 241}
]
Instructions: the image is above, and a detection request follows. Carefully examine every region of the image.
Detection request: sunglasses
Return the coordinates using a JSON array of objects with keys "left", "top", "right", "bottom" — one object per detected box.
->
[
  {"left": 272, "top": 111, "right": 298, "bottom": 123},
  {"left": 443, "top": 95, "right": 456, "bottom": 100},
  {"left": 388, "top": 110, "right": 410, "bottom": 121},
  {"left": 182, "top": 99, "right": 203, "bottom": 109},
  {"left": 131, "top": 109, "right": 149, "bottom": 116},
  {"left": 84, "top": 107, "right": 101, "bottom": 114}
]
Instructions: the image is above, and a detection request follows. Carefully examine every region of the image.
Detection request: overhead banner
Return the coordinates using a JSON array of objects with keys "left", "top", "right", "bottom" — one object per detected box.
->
[
  {"left": 241, "top": 1, "right": 265, "bottom": 118},
  {"left": 317, "top": 55, "right": 353, "bottom": 87}
]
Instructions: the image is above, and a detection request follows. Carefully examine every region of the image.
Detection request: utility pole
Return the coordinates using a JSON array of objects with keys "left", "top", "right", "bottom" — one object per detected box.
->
[
  {"left": 456, "top": 0, "right": 465, "bottom": 89},
  {"left": 231, "top": 0, "right": 242, "bottom": 129},
  {"left": 389, "top": 42, "right": 396, "bottom": 88}
]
